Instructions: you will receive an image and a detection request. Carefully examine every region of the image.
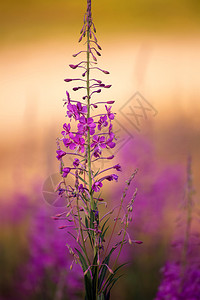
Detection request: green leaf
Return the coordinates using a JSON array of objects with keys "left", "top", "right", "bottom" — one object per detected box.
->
[
  {"left": 85, "top": 216, "right": 93, "bottom": 248},
  {"left": 105, "top": 274, "right": 124, "bottom": 296},
  {"left": 78, "top": 175, "right": 88, "bottom": 185},
  {"left": 67, "top": 231, "right": 86, "bottom": 259},
  {"left": 101, "top": 225, "right": 109, "bottom": 241},
  {"left": 104, "top": 263, "right": 127, "bottom": 292},
  {"left": 94, "top": 169, "right": 100, "bottom": 178},
  {"left": 100, "top": 218, "right": 109, "bottom": 237},
  {"left": 98, "top": 246, "right": 116, "bottom": 290},
  {"left": 91, "top": 253, "right": 98, "bottom": 298},
  {"left": 75, "top": 248, "right": 92, "bottom": 300},
  {"left": 97, "top": 293, "right": 105, "bottom": 300}
]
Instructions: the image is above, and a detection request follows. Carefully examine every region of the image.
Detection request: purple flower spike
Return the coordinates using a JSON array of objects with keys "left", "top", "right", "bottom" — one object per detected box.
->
[{"left": 55, "top": 1, "right": 142, "bottom": 297}]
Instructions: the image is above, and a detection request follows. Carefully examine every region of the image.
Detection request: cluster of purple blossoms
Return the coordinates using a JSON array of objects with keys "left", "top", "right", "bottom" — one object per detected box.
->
[
  {"left": 55, "top": 0, "right": 120, "bottom": 225},
  {"left": 155, "top": 157, "right": 200, "bottom": 300},
  {"left": 0, "top": 191, "right": 83, "bottom": 300},
  {"left": 18, "top": 203, "right": 83, "bottom": 300}
]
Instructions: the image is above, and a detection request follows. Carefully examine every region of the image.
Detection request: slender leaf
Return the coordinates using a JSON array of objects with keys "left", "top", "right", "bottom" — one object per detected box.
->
[
  {"left": 78, "top": 175, "right": 88, "bottom": 185},
  {"left": 67, "top": 231, "right": 87, "bottom": 259},
  {"left": 75, "top": 248, "right": 92, "bottom": 300},
  {"left": 97, "top": 293, "right": 105, "bottom": 300},
  {"left": 85, "top": 216, "right": 93, "bottom": 247},
  {"left": 103, "top": 263, "right": 127, "bottom": 293},
  {"left": 98, "top": 246, "right": 116, "bottom": 290},
  {"left": 94, "top": 169, "right": 100, "bottom": 178},
  {"left": 92, "top": 253, "right": 98, "bottom": 298},
  {"left": 105, "top": 274, "right": 124, "bottom": 297}
]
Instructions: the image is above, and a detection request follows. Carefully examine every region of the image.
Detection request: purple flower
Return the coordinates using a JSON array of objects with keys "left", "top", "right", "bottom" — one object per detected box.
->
[
  {"left": 98, "top": 115, "right": 108, "bottom": 130},
  {"left": 56, "top": 150, "right": 67, "bottom": 160},
  {"left": 63, "top": 134, "right": 85, "bottom": 153},
  {"left": 105, "top": 105, "right": 115, "bottom": 120},
  {"left": 77, "top": 116, "right": 96, "bottom": 135},
  {"left": 92, "top": 181, "right": 103, "bottom": 192},
  {"left": 63, "top": 138, "right": 76, "bottom": 150},
  {"left": 72, "top": 134, "right": 85, "bottom": 153},
  {"left": 67, "top": 103, "right": 79, "bottom": 120},
  {"left": 73, "top": 158, "right": 80, "bottom": 167},
  {"left": 91, "top": 135, "right": 106, "bottom": 149},
  {"left": 77, "top": 102, "right": 87, "bottom": 115},
  {"left": 113, "top": 164, "right": 122, "bottom": 172},
  {"left": 61, "top": 123, "right": 71, "bottom": 137},
  {"left": 91, "top": 135, "right": 107, "bottom": 157},
  {"left": 105, "top": 174, "right": 118, "bottom": 182},
  {"left": 62, "top": 167, "right": 71, "bottom": 177},
  {"left": 106, "top": 133, "right": 116, "bottom": 149},
  {"left": 78, "top": 184, "right": 85, "bottom": 193}
]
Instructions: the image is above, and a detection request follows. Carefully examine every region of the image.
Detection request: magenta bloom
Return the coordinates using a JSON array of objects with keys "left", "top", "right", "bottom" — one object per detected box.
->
[
  {"left": 105, "top": 174, "right": 118, "bottom": 182},
  {"left": 61, "top": 123, "right": 71, "bottom": 137},
  {"left": 105, "top": 105, "right": 115, "bottom": 120},
  {"left": 67, "top": 102, "right": 79, "bottom": 120},
  {"left": 92, "top": 181, "right": 103, "bottom": 192},
  {"left": 98, "top": 115, "right": 108, "bottom": 130},
  {"left": 56, "top": 150, "right": 67, "bottom": 160},
  {"left": 91, "top": 135, "right": 106, "bottom": 148},
  {"left": 73, "top": 158, "right": 80, "bottom": 167},
  {"left": 106, "top": 132, "right": 116, "bottom": 149},
  {"left": 78, "top": 116, "right": 96, "bottom": 135},
  {"left": 91, "top": 135, "right": 107, "bottom": 158},
  {"left": 113, "top": 164, "right": 122, "bottom": 172},
  {"left": 62, "top": 167, "right": 71, "bottom": 177},
  {"left": 63, "top": 138, "right": 76, "bottom": 150},
  {"left": 77, "top": 102, "right": 87, "bottom": 115},
  {"left": 72, "top": 134, "right": 85, "bottom": 153}
]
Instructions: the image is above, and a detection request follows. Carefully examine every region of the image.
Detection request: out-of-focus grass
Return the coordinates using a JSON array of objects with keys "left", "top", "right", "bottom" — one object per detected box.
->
[{"left": 1, "top": 0, "right": 200, "bottom": 45}]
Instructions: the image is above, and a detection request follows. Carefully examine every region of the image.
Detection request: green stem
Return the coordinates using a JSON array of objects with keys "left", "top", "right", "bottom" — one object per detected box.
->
[
  {"left": 76, "top": 172, "right": 91, "bottom": 266},
  {"left": 96, "top": 265, "right": 99, "bottom": 298},
  {"left": 86, "top": 3, "right": 94, "bottom": 212}
]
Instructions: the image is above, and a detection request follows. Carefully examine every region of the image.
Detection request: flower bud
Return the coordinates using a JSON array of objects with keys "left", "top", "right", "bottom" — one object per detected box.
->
[
  {"left": 69, "top": 64, "right": 78, "bottom": 69},
  {"left": 103, "top": 70, "right": 110, "bottom": 74}
]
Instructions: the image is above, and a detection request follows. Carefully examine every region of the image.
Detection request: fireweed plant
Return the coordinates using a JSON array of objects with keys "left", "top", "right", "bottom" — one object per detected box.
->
[{"left": 55, "top": 0, "right": 142, "bottom": 299}]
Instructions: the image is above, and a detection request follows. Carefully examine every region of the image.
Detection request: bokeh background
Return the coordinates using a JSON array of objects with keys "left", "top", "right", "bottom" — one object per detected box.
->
[{"left": 1, "top": 0, "right": 200, "bottom": 299}]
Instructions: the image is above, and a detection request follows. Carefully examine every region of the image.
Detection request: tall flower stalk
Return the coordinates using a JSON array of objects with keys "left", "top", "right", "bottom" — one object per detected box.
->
[{"left": 55, "top": 1, "right": 142, "bottom": 299}]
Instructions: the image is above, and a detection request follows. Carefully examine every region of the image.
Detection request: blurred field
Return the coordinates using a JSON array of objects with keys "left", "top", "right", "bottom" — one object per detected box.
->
[{"left": 0, "top": 0, "right": 200, "bottom": 299}]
